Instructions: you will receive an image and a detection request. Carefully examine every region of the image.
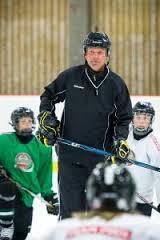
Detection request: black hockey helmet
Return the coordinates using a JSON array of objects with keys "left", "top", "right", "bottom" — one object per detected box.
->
[
  {"left": 133, "top": 101, "right": 155, "bottom": 118},
  {"left": 10, "top": 107, "right": 35, "bottom": 134},
  {"left": 86, "top": 161, "right": 136, "bottom": 212},
  {"left": 83, "top": 32, "right": 111, "bottom": 54},
  {"left": 132, "top": 101, "right": 155, "bottom": 136}
]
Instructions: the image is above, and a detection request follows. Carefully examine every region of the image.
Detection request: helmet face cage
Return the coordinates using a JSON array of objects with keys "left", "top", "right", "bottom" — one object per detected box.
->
[
  {"left": 132, "top": 101, "right": 155, "bottom": 136},
  {"left": 86, "top": 162, "right": 136, "bottom": 212},
  {"left": 11, "top": 107, "right": 36, "bottom": 131},
  {"left": 83, "top": 32, "right": 111, "bottom": 54}
]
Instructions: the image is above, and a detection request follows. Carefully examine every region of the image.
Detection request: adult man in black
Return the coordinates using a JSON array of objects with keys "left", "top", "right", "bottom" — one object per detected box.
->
[{"left": 37, "top": 32, "right": 132, "bottom": 219}]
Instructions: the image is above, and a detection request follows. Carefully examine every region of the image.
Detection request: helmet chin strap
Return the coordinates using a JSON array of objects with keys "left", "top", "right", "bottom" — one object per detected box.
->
[
  {"left": 133, "top": 126, "right": 153, "bottom": 138},
  {"left": 134, "top": 127, "right": 148, "bottom": 134},
  {"left": 132, "top": 119, "right": 153, "bottom": 136}
]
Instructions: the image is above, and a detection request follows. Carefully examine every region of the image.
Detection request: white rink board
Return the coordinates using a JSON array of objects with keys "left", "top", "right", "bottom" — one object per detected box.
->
[
  {"left": 0, "top": 95, "right": 160, "bottom": 134},
  {"left": 0, "top": 96, "right": 64, "bottom": 133}
]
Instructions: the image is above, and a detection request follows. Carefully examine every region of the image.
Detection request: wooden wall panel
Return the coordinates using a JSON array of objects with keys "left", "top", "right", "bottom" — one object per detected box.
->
[
  {"left": 0, "top": 0, "right": 69, "bottom": 94},
  {"left": 0, "top": 0, "right": 159, "bottom": 96},
  {"left": 89, "top": 0, "right": 160, "bottom": 95}
]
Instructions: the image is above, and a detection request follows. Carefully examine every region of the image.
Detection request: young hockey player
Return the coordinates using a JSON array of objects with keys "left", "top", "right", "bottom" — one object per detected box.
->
[
  {"left": 47, "top": 160, "right": 160, "bottom": 239},
  {"left": 0, "top": 107, "right": 59, "bottom": 240},
  {"left": 127, "top": 101, "right": 160, "bottom": 216}
]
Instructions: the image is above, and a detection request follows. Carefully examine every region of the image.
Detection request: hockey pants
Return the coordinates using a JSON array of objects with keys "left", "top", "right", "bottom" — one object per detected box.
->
[
  {"left": 58, "top": 160, "right": 97, "bottom": 219},
  {"left": 0, "top": 177, "right": 33, "bottom": 240},
  {"left": 136, "top": 202, "right": 152, "bottom": 216},
  {"left": 0, "top": 176, "right": 16, "bottom": 228}
]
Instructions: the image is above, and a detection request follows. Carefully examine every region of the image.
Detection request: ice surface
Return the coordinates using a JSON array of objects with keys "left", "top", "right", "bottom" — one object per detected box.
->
[
  {"left": 26, "top": 199, "right": 58, "bottom": 240},
  {"left": 0, "top": 96, "right": 159, "bottom": 239}
]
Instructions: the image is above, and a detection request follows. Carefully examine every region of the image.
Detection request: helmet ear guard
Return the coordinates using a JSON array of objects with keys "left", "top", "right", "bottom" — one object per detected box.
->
[{"left": 107, "top": 49, "right": 111, "bottom": 56}]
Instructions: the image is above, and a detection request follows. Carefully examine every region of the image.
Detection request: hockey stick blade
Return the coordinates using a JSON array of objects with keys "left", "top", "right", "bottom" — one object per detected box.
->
[{"left": 57, "top": 138, "right": 160, "bottom": 173}]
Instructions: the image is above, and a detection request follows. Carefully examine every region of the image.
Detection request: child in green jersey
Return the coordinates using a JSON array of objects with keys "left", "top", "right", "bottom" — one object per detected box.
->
[{"left": 0, "top": 107, "right": 59, "bottom": 240}]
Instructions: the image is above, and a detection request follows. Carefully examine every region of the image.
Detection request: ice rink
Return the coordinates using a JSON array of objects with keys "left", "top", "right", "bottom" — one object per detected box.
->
[
  {"left": 26, "top": 163, "right": 160, "bottom": 240},
  {"left": 26, "top": 170, "right": 59, "bottom": 240},
  {"left": 26, "top": 199, "right": 58, "bottom": 240},
  {"left": 0, "top": 96, "right": 160, "bottom": 239},
  {"left": 26, "top": 185, "right": 160, "bottom": 240}
]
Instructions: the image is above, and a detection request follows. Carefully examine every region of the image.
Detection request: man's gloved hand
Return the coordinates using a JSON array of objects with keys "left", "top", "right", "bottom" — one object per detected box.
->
[
  {"left": 37, "top": 111, "right": 60, "bottom": 146},
  {"left": 36, "top": 127, "right": 58, "bottom": 146},
  {"left": 44, "top": 193, "right": 59, "bottom": 215},
  {"left": 113, "top": 138, "right": 130, "bottom": 160}
]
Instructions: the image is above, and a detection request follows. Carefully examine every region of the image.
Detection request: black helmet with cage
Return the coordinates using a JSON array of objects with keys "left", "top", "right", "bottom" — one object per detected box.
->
[
  {"left": 10, "top": 107, "right": 35, "bottom": 136},
  {"left": 86, "top": 161, "right": 136, "bottom": 212},
  {"left": 83, "top": 32, "right": 111, "bottom": 55},
  {"left": 132, "top": 101, "right": 155, "bottom": 136}
]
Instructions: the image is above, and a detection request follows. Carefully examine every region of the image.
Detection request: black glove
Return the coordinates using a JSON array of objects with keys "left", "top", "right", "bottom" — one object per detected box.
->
[
  {"left": 36, "top": 127, "right": 58, "bottom": 146},
  {"left": 44, "top": 193, "right": 59, "bottom": 215},
  {"left": 37, "top": 111, "right": 60, "bottom": 146},
  {"left": 0, "top": 165, "right": 9, "bottom": 182},
  {"left": 157, "top": 204, "right": 160, "bottom": 213},
  {"left": 113, "top": 138, "right": 130, "bottom": 160}
]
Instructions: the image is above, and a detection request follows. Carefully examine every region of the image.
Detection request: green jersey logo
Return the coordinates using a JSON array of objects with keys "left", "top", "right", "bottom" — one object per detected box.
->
[{"left": 15, "top": 153, "right": 34, "bottom": 172}]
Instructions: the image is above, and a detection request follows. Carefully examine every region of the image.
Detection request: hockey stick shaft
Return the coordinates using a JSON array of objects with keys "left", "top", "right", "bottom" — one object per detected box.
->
[
  {"left": 136, "top": 192, "right": 159, "bottom": 213},
  {"left": 5, "top": 175, "right": 53, "bottom": 208},
  {"left": 57, "top": 138, "right": 160, "bottom": 173}
]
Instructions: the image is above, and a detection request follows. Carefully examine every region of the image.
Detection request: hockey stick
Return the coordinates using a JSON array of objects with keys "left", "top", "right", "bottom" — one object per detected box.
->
[
  {"left": 0, "top": 170, "right": 54, "bottom": 208},
  {"left": 136, "top": 192, "right": 160, "bottom": 213},
  {"left": 57, "top": 138, "right": 160, "bottom": 173},
  {"left": 11, "top": 178, "right": 53, "bottom": 208}
]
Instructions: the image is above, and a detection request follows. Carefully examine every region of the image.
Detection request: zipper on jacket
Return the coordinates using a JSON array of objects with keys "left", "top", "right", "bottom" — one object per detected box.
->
[
  {"left": 95, "top": 89, "right": 98, "bottom": 95},
  {"left": 93, "top": 75, "right": 98, "bottom": 95},
  {"left": 85, "top": 68, "right": 110, "bottom": 97}
]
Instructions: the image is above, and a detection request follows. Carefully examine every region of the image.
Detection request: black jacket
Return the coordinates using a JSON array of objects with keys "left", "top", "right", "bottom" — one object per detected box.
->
[{"left": 40, "top": 64, "right": 132, "bottom": 163}]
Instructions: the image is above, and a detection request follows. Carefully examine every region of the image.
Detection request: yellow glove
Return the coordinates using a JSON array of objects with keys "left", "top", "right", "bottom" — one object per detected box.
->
[
  {"left": 113, "top": 138, "right": 130, "bottom": 160},
  {"left": 37, "top": 111, "right": 60, "bottom": 146},
  {"left": 104, "top": 155, "right": 121, "bottom": 165}
]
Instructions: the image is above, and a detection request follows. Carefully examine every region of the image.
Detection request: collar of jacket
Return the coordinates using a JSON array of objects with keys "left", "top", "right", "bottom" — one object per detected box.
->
[{"left": 85, "top": 62, "right": 109, "bottom": 83}]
